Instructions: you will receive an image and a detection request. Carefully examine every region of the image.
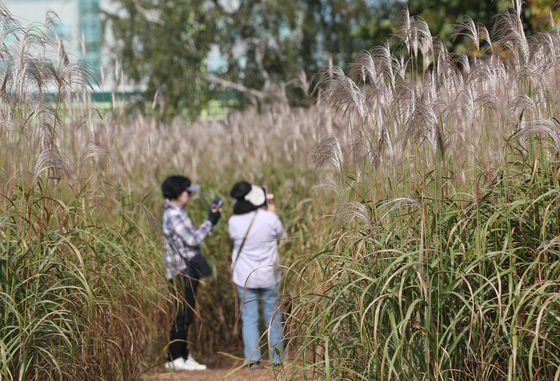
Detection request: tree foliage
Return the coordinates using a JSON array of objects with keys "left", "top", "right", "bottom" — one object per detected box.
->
[
  {"left": 106, "top": 0, "right": 219, "bottom": 119},
  {"left": 106, "top": 0, "right": 560, "bottom": 119}
]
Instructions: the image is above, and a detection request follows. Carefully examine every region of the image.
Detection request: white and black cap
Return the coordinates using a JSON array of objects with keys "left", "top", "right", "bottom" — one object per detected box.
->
[
  {"left": 244, "top": 185, "right": 266, "bottom": 207},
  {"left": 230, "top": 181, "right": 268, "bottom": 214}
]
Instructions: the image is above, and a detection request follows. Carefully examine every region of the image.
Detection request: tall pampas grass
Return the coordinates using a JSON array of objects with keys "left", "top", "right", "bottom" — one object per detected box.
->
[
  {"left": 4, "top": 3, "right": 560, "bottom": 380},
  {"left": 286, "top": 4, "right": 560, "bottom": 381}
]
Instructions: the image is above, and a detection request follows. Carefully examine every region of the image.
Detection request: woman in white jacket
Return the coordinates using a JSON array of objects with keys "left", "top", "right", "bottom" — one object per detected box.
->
[{"left": 228, "top": 181, "right": 285, "bottom": 367}]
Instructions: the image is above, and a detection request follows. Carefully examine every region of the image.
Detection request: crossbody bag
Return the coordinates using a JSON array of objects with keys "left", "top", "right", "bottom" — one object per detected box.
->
[{"left": 232, "top": 210, "right": 258, "bottom": 272}]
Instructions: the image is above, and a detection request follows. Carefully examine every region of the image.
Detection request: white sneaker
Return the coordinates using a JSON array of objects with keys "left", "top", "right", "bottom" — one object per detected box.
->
[
  {"left": 165, "top": 357, "right": 191, "bottom": 371},
  {"left": 185, "top": 354, "right": 207, "bottom": 370}
]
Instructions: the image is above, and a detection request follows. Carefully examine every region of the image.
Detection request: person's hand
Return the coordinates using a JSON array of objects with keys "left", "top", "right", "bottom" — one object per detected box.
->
[{"left": 208, "top": 209, "right": 221, "bottom": 226}]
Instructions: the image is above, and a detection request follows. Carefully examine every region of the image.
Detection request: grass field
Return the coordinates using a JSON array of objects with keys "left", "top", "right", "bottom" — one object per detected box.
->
[{"left": 2, "top": 2, "right": 560, "bottom": 380}]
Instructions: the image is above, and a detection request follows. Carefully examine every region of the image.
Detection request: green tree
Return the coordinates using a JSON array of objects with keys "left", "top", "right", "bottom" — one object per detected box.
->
[
  {"left": 409, "top": 0, "right": 504, "bottom": 47},
  {"left": 106, "top": 0, "right": 558, "bottom": 118},
  {"left": 209, "top": 0, "right": 303, "bottom": 101},
  {"left": 298, "top": 1, "right": 381, "bottom": 70},
  {"left": 210, "top": 0, "right": 383, "bottom": 107},
  {"left": 355, "top": 0, "right": 559, "bottom": 52},
  {"left": 105, "top": 0, "right": 219, "bottom": 119},
  {"left": 106, "top": 1, "right": 404, "bottom": 115}
]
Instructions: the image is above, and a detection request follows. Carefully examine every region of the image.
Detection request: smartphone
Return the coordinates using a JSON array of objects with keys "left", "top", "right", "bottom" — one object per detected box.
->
[{"left": 211, "top": 197, "right": 224, "bottom": 212}]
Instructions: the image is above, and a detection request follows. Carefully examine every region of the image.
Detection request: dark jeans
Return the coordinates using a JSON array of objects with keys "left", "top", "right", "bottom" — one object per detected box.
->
[{"left": 168, "top": 274, "right": 199, "bottom": 361}]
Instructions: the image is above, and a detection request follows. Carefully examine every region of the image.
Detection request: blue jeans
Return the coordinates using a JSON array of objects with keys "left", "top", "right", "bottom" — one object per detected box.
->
[{"left": 236, "top": 285, "right": 284, "bottom": 364}]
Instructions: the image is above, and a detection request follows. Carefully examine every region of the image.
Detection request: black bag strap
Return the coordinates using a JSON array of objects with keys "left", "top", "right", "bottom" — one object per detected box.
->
[{"left": 232, "top": 210, "right": 258, "bottom": 271}]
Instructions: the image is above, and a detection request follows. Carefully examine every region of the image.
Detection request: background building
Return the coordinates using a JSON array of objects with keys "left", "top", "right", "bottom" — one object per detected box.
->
[
  {"left": 78, "top": 0, "right": 103, "bottom": 81},
  {"left": 4, "top": 0, "right": 225, "bottom": 108},
  {"left": 5, "top": 0, "right": 114, "bottom": 94}
]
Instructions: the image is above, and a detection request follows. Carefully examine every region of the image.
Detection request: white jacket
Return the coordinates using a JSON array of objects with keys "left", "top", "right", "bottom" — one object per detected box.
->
[{"left": 228, "top": 210, "right": 285, "bottom": 289}]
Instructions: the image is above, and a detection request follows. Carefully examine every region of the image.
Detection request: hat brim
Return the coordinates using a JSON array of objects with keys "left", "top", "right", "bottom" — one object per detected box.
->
[{"left": 186, "top": 184, "right": 201, "bottom": 193}]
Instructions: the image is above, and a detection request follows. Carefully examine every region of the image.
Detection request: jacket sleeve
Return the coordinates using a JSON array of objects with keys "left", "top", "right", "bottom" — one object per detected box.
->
[
  {"left": 171, "top": 213, "right": 213, "bottom": 247},
  {"left": 273, "top": 215, "right": 287, "bottom": 241}
]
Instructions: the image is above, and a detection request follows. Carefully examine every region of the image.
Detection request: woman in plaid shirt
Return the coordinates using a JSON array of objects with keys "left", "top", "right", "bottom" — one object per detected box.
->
[{"left": 161, "top": 175, "right": 221, "bottom": 371}]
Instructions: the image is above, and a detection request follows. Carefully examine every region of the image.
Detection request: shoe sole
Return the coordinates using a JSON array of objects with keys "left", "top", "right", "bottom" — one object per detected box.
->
[
  {"left": 165, "top": 360, "right": 207, "bottom": 371},
  {"left": 165, "top": 365, "right": 207, "bottom": 371}
]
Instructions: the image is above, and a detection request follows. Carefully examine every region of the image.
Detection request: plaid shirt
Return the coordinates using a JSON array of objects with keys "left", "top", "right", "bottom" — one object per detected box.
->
[{"left": 162, "top": 201, "right": 213, "bottom": 279}]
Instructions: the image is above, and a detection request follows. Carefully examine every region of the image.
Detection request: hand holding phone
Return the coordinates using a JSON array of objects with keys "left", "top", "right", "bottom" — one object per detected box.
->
[
  {"left": 211, "top": 197, "right": 224, "bottom": 212},
  {"left": 208, "top": 197, "right": 223, "bottom": 226}
]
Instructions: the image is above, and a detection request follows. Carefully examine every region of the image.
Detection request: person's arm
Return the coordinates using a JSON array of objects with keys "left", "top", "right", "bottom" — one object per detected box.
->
[
  {"left": 273, "top": 214, "right": 287, "bottom": 241},
  {"left": 170, "top": 212, "right": 213, "bottom": 247},
  {"left": 227, "top": 218, "right": 234, "bottom": 241}
]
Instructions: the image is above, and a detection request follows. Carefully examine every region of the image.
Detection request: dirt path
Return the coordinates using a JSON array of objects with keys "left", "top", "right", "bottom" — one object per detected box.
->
[
  {"left": 147, "top": 367, "right": 277, "bottom": 381},
  {"left": 145, "top": 356, "right": 287, "bottom": 381},
  {"left": 144, "top": 353, "right": 313, "bottom": 380}
]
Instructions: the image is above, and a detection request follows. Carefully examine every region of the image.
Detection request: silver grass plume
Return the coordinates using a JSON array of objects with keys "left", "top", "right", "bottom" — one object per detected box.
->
[
  {"left": 453, "top": 53, "right": 471, "bottom": 74},
  {"left": 531, "top": 32, "right": 557, "bottom": 66},
  {"left": 334, "top": 201, "right": 371, "bottom": 228},
  {"left": 312, "top": 136, "right": 344, "bottom": 173},
  {"left": 415, "top": 17, "right": 434, "bottom": 72},
  {"left": 513, "top": 94, "right": 538, "bottom": 120},
  {"left": 34, "top": 147, "right": 71, "bottom": 180},
  {"left": 316, "top": 66, "right": 367, "bottom": 120},
  {"left": 373, "top": 43, "right": 396, "bottom": 89},
  {"left": 378, "top": 197, "right": 420, "bottom": 222},
  {"left": 395, "top": 8, "right": 415, "bottom": 57},
  {"left": 403, "top": 87, "right": 443, "bottom": 156},
  {"left": 493, "top": 8, "right": 529, "bottom": 63},
  {"left": 312, "top": 177, "right": 340, "bottom": 196},
  {"left": 474, "top": 93, "right": 499, "bottom": 113},
  {"left": 349, "top": 51, "right": 377, "bottom": 85},
  {"left": 82, "top": 143, "right": 108, "bottom": 163},
  {"left": 478, "top": 25, "right": 493, "bottom": 53},
  {"left": 35, "top": 104, "right": 71, "bottom": 180},
  {"left": 453, "top": 18, "right": 481, "bottom": 53},
  {"left": 514, "top": 119, "right": 560, "bottom": 152}
]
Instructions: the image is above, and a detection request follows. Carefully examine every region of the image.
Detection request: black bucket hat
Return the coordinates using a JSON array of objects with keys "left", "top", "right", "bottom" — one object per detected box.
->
[{"left": 161, "top": 175, "right": 200, "bottom": 199}]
